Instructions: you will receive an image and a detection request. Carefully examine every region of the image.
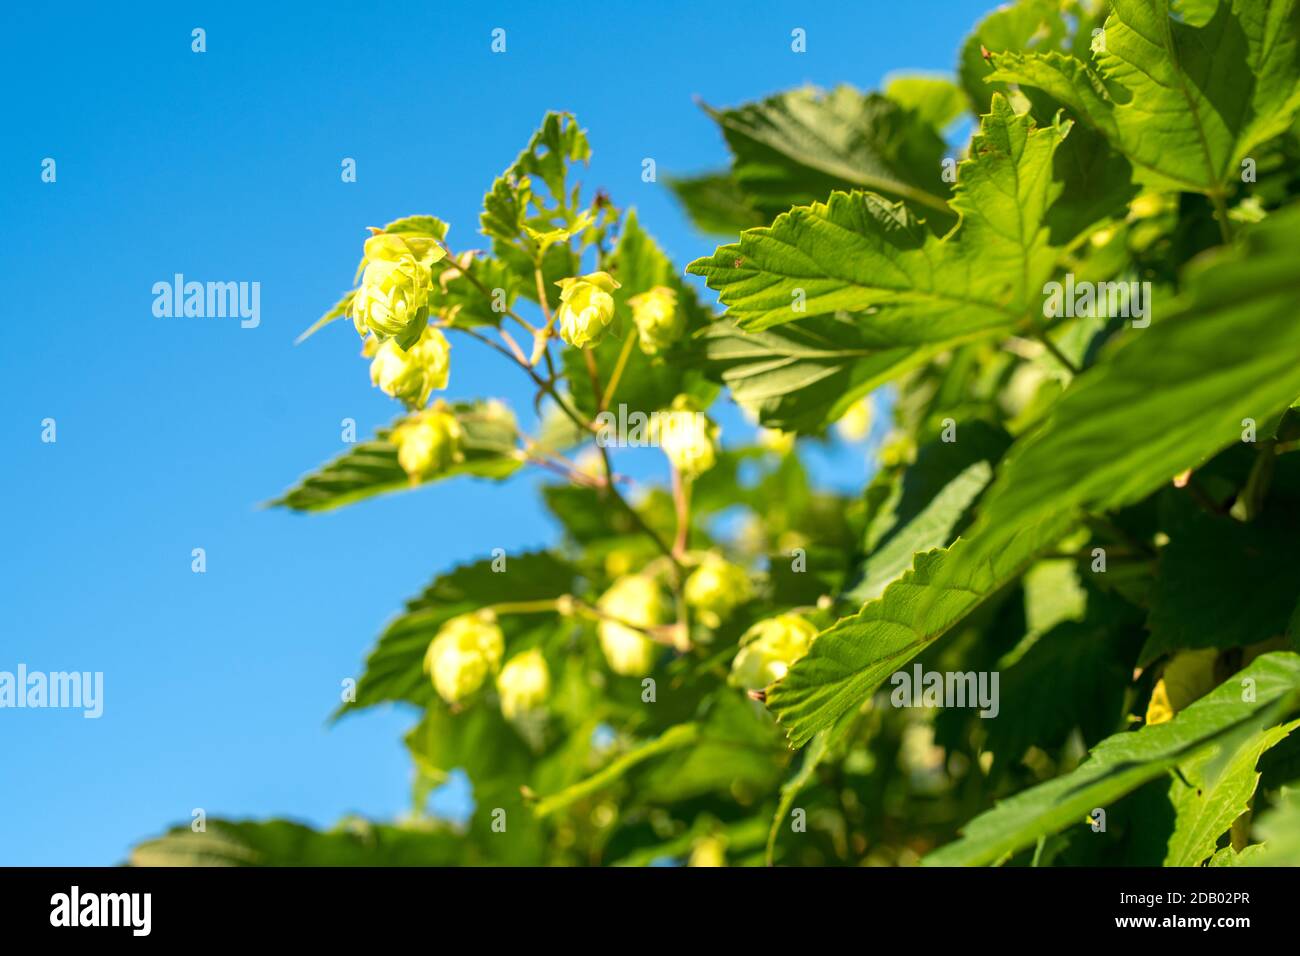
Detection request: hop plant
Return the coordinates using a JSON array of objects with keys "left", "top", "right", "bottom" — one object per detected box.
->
[
  {"left": 350, "top": 233, "right": 445, "bottom": 344},
  {"left": 555, "top": 271, "right": 620, "bottom": 348},
  {"left": 423, "top": 611, "right": 505, "bottom": 705},
  {"left": 497, "top": 649, "right": 551, "bottom": 720},
  {"left": 684, "top": 554, "right": 753, "bottom": 628},
  {"left": 729, "top": 613, "right": 819, "bottom": 691},
  {"left": 627, "top": 285, "right": 683, "bottom": 355},
  {"left": 653, "top": 396, "right": 718, "bottom": 478},
  {"left": 390, "top": 403, "right": 463, "bottom": 481},
  {"left": 366, "top": 325, "right": 451, "bottom": 408},
  {"left": 597, "top": 574, "right": 669, "bottom": 676}
]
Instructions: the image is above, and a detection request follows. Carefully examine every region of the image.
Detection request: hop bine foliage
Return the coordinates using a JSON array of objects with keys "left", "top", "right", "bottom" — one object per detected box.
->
[{"left": 139, "top": 0, "right": 1300, "bottom": 869}]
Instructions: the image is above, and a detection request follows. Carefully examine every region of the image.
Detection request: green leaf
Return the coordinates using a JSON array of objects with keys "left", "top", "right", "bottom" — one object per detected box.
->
[
  {"left": 270, "top": 401, "right": 521, "bottom": 513},
  {"left": 406, "top": 702, "right": 535, "bottom": 787},
  {"left": 340, "top": 551, "right": 574, "bottom": 714},
  {"left": 923, "top": 651, "right": 1300, "bottom": 865},
  {"left": 986, "top": 588, "right": 1144, "bottom": 762},
  {"left": 1143, "top": 509, "right": 1300, "bottom": 665},
  {"left": 666, "top": 171, "right": 766, "bottom": 236},
  {"left": 1164, "top": 719, "right": 1299, "bottom": 866},
  {"left": 130, "top": 818, "right": 461, "bottom": 866},
  {"left": 699, "top": 85, "right": 955, "bottom": 225},
  {"left": 847, "top": 461, "right": 992, "bottom": 605},
  {"left": 883, "top": 73, "right": 969, "bottom": 130},
  {"left": 989, "top": 0, "right": 1300, "bottom": 193},
  {"left": 532, "top": 723, "right": 701, "bottom": 818},
  {"left": 958, "top": 0, "right": 1071, "bottom": 113},
  {"left": 957, "top": 207, "right": 1300, "bottom": 571},
  {"left": 845, "top": 423, "right": 1012, "bottom": 604},
  {"left": 633, "top": 693, "right": 787, "bottom": 804},
  {"left": 766, "top": 510, "right": 1075, "bottom": 748},
  {"left": 688, "top": 95, "right": 1121, "bottom": 339},
  {"left": 765, "top": 711, "right": 857, "bottom": 865},
  {"left": 697, "top": 314, "right": 939, "bottom": 432}
]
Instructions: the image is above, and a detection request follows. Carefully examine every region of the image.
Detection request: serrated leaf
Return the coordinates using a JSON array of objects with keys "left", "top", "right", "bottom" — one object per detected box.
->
[
  {"left": 924, "top": 651, "right": 1300, "bottom": 865},
  {"left": 700, "top": 85, "right": 956, "bottom": 226},
  {"left": 1164, "top": 719, "right": 1299, "bottom": 866},
  {"left": 845, "top": 423, "right": 1011, "bottom": 605},
  {"left": 989, "top": 0, "right": 1300, "bottom": 193},
  {"left": 958, "top": 0, "right": 1071, "bottom": 113},
  {"left": 340, "top": 551, "right": 574, "bottom": 714},
  {"left": 954, "top": 207, "right": 1300, "bottom": 573},
  {"left": 270, "top": 402, "right": 521, "bottom": 513},
  {"left": 697, "top": 314, "right": 941, "bottom": 432},
  {"left": 846, "top": 460, "right": 993, "bottom": 605},
  {"left": 766, "top": 510, "right": 1075, "bottom": 748},
  {"left": 688, "top": 96, "right": 1123, "bottom": 339}
]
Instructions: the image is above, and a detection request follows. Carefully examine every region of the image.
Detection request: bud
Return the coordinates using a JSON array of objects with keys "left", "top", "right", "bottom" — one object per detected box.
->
[
  {"left": 390, "top": 403, "right": 463, "bottom": 481},
  {"left": 367, "top": 325, "right": 451, "bottom": 407},
  {"left": 423, "top": 611, "right": 505, "bottom": 704},
  {"left": 627, "top": 285, "right": 683, "bottom": 355},
  {"left": 729, "top": 613, "right": 818, "bottom": 690},
  {"left": 653, "top": 396, "right": 718, "bottom": 477},
  {"left": 555, "top": 271, "right": 620, "bottom": 348},
  {"left": 684, "top": 555, "right": 753, "bottom": 628},
  {"left": 497, "top": 649, "right": 551, "bottom": 719},
  {"left": 350, "top": 232, "right": 444, "bottom": 342},
  {"left": 597, "top": 574, "right": 669, "bottom": 676}
]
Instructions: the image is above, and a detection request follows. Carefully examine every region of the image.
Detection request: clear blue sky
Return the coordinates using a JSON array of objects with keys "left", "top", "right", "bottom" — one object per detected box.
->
[{"left": 0, "top": 0, "right": 991, "bottom": 865}]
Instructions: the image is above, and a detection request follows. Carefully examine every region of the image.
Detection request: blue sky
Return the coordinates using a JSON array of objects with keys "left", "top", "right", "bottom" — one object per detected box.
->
[{"left": 0, "top": 0, "right": 991, "bottom": 865}]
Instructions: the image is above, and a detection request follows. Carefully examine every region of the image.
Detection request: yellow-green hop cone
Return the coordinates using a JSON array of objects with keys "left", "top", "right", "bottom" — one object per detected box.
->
[
  {"left": 555, "top": 271, "right": 620, "bottom": 348},
  {"left": 684, "top": 555, "right": 753, "bottom": 629},
  {"left": 597, "top": 574, "right": 669, "bottom": 676},
  {"left": 496, "top": 649, "right": 551, "bottom": 720},
  {"left": 729, "top": 613, "right": 819, "bottom": 690},
  {"left": 367, "top": 325, "right": 451, "bottom": 408},
  {"left": 390, "top": 403, "right": 463, "bottom": 481},
  {"left": 653, "top": 396, "right": 718, "bottom": 478},
  {"left": 423, "top": 611, "right": 505, "bottom": 705},
  {"left": 350, "top": 233, "right": 445, "bottom": 343},
  {"left": 628, "top": 285, "right": 683, "bottom": 355}
]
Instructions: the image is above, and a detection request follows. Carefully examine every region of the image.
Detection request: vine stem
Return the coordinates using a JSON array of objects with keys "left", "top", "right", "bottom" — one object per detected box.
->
[
  {"left": 1209, "top": 188, "right": 1234, "bottom": 245},
  {"left": 602, "top": 330, "right": 637, "bottom": 412},
  {"left": 448, "top": 244, "right": 686, "bottom": 584}
]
